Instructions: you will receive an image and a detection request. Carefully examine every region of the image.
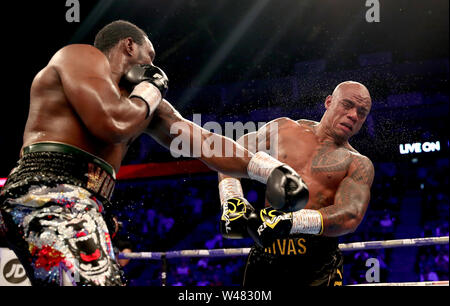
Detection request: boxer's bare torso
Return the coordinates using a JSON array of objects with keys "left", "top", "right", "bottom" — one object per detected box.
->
[
  {"left": 237, "top": 116, "right": 374, "bottom": 236},
  {"left": 268, "top": 118, "right": 368, "bottom": 210},
  {"left": 21, "top": 43, "right": 252, "bottom": 177},
  {"left": 22, "top": 44, "right": 153, "bottom": 173},
  {"left": 23, "top": 62, "right": 129, "bottom": 171}
]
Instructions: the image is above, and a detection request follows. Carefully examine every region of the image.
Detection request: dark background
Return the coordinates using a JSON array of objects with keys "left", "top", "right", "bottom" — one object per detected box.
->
[
  {"left": 0, "top": 0, "right": 448, "bottom": 286},
  {"left": 0, "top": 0, "right": 448, "bottom": 174}
]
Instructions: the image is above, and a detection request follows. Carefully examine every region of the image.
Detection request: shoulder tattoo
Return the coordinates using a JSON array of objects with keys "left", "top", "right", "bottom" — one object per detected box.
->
[{"left": 350, "top": 155, "right": 374, "bottom": 186}]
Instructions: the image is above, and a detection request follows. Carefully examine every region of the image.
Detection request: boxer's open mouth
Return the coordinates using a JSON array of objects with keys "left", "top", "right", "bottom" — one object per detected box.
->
[{"left": 340, "top": 122, "right": 353, "bottom": 132}]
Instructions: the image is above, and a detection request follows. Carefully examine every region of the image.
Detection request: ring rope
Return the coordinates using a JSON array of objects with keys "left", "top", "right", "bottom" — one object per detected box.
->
[
  {"left": 118, "top": 236, "right": 449, "bottom": 259},
  {"left": 348, "top": 280, "right": 449, "bottom": 286},
  {"left": 118, "top": 252, "right": 163, "bottom": 260},
  {"left": 339, "top": 235, "right": 449, "bottom": 251}
]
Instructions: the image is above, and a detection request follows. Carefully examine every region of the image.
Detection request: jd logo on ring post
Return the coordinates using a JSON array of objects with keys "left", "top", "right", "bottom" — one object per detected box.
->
[
  {"left": 3, "top": 259, "right": 28, "bottom": 284},
  {"left": 0, "top": 248, "right": 31, "bottom": 285}
]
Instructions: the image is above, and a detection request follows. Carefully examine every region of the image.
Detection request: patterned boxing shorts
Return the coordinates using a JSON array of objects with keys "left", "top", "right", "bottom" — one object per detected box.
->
[{"left": 0, "top": 183, "right": 122, "bottom": 286}]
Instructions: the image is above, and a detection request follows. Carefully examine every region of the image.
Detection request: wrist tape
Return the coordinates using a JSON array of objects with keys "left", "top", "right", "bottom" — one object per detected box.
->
[
  {"left": 247, "top": 151, "right": 284, "bottom": 184},
  {"left": 129, "top": 82, "right": 162, "bottom": 118},
  {"left": 218, "top": 178, "right": 244, "bottom": 206},
  {"left": 289, "top": 209, "right": 323, "bottom": 235}
]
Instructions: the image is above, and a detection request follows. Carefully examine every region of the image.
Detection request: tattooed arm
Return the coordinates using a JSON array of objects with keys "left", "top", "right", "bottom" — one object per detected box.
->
[{"left": 319, "top": 154, "right": 375, "bottom": 237}]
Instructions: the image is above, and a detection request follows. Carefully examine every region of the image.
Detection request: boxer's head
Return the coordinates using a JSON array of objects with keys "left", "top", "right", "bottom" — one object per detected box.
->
[
  {"left": 322, "top": 81, "right": 372, "bottom": 142},
  {"left": 94, "top": 20, "right": 155, "bottom": 68}
]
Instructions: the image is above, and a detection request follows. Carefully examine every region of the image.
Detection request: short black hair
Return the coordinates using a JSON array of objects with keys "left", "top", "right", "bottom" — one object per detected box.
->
[{"left": 94, "top": 20, "right": 147, "bottom": 54}]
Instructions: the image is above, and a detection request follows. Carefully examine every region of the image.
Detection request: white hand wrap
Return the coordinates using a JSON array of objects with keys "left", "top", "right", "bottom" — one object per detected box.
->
[
  {"left": 129, "top": 82, "right": 162, "bottom": 118},
  {"left": 218, "top": 178, "right": 244, "bottom": 206},
  {"left": 247, "top": 151, "right": 284, "bottom": 184},
  {"left": 289, "top": 209, "right": 323, "bottom": 235}
]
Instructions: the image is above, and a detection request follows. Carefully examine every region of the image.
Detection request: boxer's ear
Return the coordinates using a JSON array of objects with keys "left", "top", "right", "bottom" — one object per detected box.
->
[
  {"left": 123, "top": 37, "right": 136, "bottom": 56},
  {"left": 324, "top": 95, "right": 332, "bottom": 109}
]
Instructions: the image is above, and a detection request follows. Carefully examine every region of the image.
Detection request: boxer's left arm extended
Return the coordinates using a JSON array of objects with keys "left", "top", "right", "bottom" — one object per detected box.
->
[
  {"left": 145, "top": 104, "right": 308, "bottom": 211},
  {"left": 144, "top": 99, "right": 250, "bottom": 178}
]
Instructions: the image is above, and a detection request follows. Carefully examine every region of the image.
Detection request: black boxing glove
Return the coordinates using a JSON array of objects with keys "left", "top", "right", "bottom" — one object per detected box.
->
[
  {"left": 220, "top": 197, "right": 256, "bottom": 239},
  {"left": 265, "top": 164, "right": 309, "bottom": 212},
  {"left": 121, "top": 64, "right": 169, "bottom": 97},
  {"left": 218, "top": 177, "right": 257, "bottom": 239},
  {"left": 247, "top": 207, "right": 292, "bottom": 247},
  {"left": 247, "top": 151, "right": 309, "bottom": 212},
  {"left": 120, "top": 64, "right": 169, "bottom": 119},
  {"left": 247, "top": 206, "right": 323, "bottom": 248}
]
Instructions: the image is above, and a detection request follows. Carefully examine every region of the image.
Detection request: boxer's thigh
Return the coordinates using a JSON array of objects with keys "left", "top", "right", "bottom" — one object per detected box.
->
[
  {"left": 309, "top": 251, "right": 344, "bottom": 286},
  {"left": 1, "top": 186, "right": 122, "bottom": 286},
  {"left": 243, "top": 247, "right": 295, "bottom": 286}
]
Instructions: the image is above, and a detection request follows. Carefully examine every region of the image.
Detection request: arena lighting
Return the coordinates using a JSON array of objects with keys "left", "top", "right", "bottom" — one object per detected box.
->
[
  {"left": 68, "top": 0, "right": 115, "bottom": 44},
  {"left": 237, "top": 0, "right": 312, "bottom": 84},
  {"left": 178, "top": 0, "right": 271, "bottom": 107},
  {"left": 399, "top": 140, "right": 441, "bottom": 155}
]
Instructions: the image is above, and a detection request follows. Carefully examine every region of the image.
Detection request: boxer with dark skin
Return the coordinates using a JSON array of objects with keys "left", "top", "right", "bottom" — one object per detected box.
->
[
  {"left": 218, "top": 81, "right": 374, "bottom": 286},
  {"left": 0, "top": 20, "right": 305, "bottom": 286},
  {"left": 24, "top": 29, "right": 247, "bottom": 176}
]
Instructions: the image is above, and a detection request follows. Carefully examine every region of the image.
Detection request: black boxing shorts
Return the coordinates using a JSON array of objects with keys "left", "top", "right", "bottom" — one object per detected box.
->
[
  {"left": 243, "top": 234, "right": 343, "bottom": 287},
  {"left": 0, "top": 142, "right": 123, "bottom": 286}
]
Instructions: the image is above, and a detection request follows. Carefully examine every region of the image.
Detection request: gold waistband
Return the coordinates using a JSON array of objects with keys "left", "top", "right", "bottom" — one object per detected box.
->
[
  {"left": 17, "top": 142, "right": 116, "bottom": 201},
  {"left": 22, "top": 142, "right": 116, "bottom": 179}
]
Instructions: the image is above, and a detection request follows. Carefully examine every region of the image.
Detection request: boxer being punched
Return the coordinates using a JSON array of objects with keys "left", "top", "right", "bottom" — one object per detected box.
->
[
  {"left": 218, "top": 81, "right": 374, "bottom": 286},
  {"left": 0, "top": 20, "right": 304, "bottom": 286}
]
